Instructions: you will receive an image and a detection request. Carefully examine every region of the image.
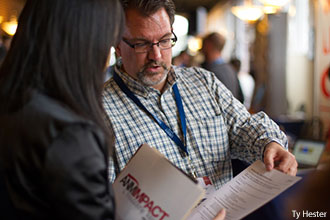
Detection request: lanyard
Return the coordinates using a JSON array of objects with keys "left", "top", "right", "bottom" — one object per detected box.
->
[{"left": 113, "top": 72, "right": 188, "bottom": 155}]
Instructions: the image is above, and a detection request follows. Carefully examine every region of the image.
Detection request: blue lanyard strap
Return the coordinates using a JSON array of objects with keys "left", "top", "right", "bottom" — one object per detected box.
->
[{"left": 113, "top": 72, "right": 188, "bottom": 155}]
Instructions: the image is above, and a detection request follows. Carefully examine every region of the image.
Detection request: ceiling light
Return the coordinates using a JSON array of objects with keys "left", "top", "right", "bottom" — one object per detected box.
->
[
  {"left": 259, "top": 0, "right": 291, "bottom": 7},
  {"left": 263, "top": 5, "right": 279, "bottom": 14},
  {"left": 188, "top": 37, "right": 202, "bottom": 53},
  {"left": 231, "top": 4, "right": 264, "bottom": 22}
]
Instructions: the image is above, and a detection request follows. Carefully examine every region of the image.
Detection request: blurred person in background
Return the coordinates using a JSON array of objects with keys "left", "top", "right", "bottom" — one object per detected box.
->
[
  {"left": 173, "top": 49, "right": 192, "bottom": 67},
  {"left": 0, "top": 35, "right": 11, "bottom": 65},
  {"left": 0, "top": 0, "right": 124, "bottom": 219},
  {"left": 230, "top": 58, "right": 255, "bottom": 110},
  {"left": 201, "top": 32, "right": 244, "bottom": 103}
]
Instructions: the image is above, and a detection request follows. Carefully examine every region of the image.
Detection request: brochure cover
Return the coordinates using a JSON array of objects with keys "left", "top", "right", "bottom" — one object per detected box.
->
[{"left": 113, "top": 143, "right": 205, "bottom": 220}]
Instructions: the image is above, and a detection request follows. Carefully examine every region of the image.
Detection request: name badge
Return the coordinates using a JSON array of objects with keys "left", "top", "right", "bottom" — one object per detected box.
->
[{"left": 197, "top": 176, "right": 216, "bottom": 199}]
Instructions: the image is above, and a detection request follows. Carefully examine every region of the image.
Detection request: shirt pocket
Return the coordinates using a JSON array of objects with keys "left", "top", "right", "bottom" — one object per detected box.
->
[{"left": 195, "top": 115, "right": 229, "bottom": 163}]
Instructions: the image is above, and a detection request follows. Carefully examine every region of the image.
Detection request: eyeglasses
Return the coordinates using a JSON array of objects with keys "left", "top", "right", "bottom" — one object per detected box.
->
[{"left": 122, "top": 31, "right": 177, "bottom": 53}]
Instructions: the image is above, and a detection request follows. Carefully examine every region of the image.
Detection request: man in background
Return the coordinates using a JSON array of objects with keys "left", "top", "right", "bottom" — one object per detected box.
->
[
  {"left": 202, "top": 32, "right": 244, "bottom": 103},
  {"left": 230, "top": 57, "right": 255, "bottom": 110}
]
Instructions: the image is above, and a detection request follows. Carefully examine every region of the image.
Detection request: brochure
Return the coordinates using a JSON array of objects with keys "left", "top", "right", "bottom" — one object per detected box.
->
[{"left": 113, "top": 143, "right": 205, "bottom": 220}]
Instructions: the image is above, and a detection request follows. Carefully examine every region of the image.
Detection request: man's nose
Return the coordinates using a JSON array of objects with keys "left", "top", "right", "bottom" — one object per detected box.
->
[{"left": 148, "top": 44, "right": 162, "bottom": 61}]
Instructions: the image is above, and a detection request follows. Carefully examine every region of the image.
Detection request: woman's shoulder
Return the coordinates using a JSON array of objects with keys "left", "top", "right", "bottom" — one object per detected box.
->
[{"left": 3, "top": 91, "right": 102, "bottom": 143}]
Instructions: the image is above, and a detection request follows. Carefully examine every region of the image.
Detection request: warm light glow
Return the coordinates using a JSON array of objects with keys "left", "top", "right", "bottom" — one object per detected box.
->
[
  {"left": 320, "top": 0, "right": 330, "bottom": 13},
  {"left": 0, "top": 16, "right": 3, "bottom": 24},
  {"left": 259, "top": 0, "right": 291, "bottom": 7},
  {"left": 263, "top": 5, "right": 279, "bottom": 14},
  {"left": 188, "top": 37, "right": 202, "bottom": 53},
  {"left": 231, "top": 5, "right": 264, "bottom": 22},
  {"left": 1, "top": 17, "right": 18, "bottom": 36}
]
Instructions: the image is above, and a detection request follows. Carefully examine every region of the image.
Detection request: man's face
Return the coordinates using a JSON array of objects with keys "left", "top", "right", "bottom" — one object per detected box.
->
[{"left": 116, "top": 8, "right": 173, "bottom": 91}]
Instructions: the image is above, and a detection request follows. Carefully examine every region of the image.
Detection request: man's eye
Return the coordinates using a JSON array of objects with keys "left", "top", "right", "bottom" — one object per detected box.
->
[
  {"left": 160, "top": 39, "right": 171, "bottom": 45},
  {"left": 134, "top": 42, "right": 149, "bottom": 48}
]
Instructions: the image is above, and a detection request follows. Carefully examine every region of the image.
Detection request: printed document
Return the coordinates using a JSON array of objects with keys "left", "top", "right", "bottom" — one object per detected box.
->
[{"left": 187, "top": 160, "right": 301, "bottom": 220}]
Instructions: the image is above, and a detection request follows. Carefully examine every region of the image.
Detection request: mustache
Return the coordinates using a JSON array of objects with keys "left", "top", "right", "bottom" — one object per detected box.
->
[{"left": 141, "top": 61, "right": 168, "bottom": 72}]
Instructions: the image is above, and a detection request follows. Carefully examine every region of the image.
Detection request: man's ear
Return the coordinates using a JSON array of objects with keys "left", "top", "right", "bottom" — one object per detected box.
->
[{"left": 115, "top": 44, "right": 121, "bottom": 57}]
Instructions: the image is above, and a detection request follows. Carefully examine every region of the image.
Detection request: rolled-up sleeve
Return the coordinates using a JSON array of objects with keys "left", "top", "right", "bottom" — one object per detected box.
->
[{"left": 204, "top": 68, "right": 288, "bottom": 163}]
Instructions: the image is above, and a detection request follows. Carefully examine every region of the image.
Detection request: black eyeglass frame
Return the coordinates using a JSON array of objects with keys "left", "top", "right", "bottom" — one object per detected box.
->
[{"left": 122, "top": 31, "right": 178, "bottom": 53}]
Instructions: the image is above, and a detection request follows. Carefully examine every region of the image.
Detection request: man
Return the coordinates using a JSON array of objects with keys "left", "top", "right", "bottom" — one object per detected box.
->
[
  {"left": 202, "top": 32, "right": 244, "bottom": 103},
  {"left": 230, "top": 58, "right": 255, "bottom": 110},
  {"left": 102, "top": 0, "right": 297, "bottom": 191}
]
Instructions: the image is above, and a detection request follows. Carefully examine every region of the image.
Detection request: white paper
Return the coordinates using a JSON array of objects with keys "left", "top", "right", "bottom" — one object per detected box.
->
[
  {"left": 113, "top": 144, "right": 204, "bottom": 220},
  {"left": 187, "top": 160, "right": 301, "bottom": 220}
]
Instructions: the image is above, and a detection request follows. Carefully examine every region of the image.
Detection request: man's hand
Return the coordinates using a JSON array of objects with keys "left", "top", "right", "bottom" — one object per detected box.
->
[
  {"left": 213, "top": 209, "right": 226, "bottom": 220},
  {"left": 263, "top": 142, "right": 298, "bottom": 176}
]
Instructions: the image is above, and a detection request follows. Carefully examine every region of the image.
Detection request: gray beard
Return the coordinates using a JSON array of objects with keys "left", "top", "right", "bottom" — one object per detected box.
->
[{"left": 137, "top": 61, "right": 169, "bottom": 87}]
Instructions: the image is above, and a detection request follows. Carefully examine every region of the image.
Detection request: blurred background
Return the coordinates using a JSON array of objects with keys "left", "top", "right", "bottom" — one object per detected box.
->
[{"left": 0, "top": 0, "right": 329, "bottom": 147}]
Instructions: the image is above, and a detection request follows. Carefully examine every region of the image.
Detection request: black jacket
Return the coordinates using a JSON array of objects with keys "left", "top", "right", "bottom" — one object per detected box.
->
[{"left": 0, "top": 92, "right": 115, "bottom": 220}]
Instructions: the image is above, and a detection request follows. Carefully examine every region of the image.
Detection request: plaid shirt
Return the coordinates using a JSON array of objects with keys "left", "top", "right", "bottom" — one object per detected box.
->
[{"left": 102, "top": 63, "right": 288, "bottom": 189}]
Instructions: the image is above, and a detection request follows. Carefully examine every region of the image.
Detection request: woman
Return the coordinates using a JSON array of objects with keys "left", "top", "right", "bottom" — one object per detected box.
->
[{"left": 0, "top": 0, "right": 123, "bottom": 219}]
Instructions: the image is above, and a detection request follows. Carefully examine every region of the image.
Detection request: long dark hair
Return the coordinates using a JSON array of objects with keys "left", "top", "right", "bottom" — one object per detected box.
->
[{"left": 0, "top": 0, "right": 124, "bottom": 132}]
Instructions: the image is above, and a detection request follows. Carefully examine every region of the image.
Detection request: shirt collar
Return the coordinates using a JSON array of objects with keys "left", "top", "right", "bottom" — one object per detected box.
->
[
  {"left": 114, "top": 59, "right": 178, "bottom": 97},
  {"left": 214, "top": 57, "right": 225, "bottom": 65}
]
